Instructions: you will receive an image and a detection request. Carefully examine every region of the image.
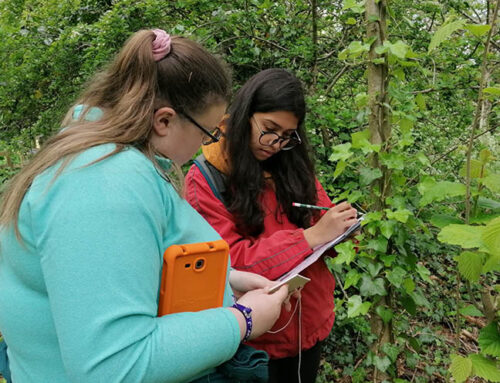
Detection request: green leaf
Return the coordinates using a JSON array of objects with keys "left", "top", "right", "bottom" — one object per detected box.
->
[
  {"left": 438, "top": 224, "right": 485, "bottom": 248},
  {"left": 428, "top": 19, "right": 466, "bottom": 51},
  {"left": 359, "top": 167, "right": 383, "bottom": 186},
  {"left": 346, "top": 40, "right": 370, "bottom": 58},
  {"left": 329, "top": 143, "right": 353, "bottom": 162},
  {"left": 346, "top": 17, "right": 357, "bottom": 25},
  {"left": 373, "top": 355, "right": 391, "bottom": 372},
  {"left": 401, "top": 295, "right": 416, "bottom": 315},
  {"left": 409, "top": 290, "right": 430, "bottom": 308},
  {"left": 367, "top": 262, "right": 383, "bottom": 277},
  {"left": 381, "top": 343, "right": 400, "bottom": 363},
  {"left": 347, "top": 295, "right": 371, "bottom": 318},
  {"left": 415, "top": 93, "right": 427, "bottom": 111},
  {"left": 366, "top": 237, "right": 388, "bottom": 253},
  {"left": 416, "top": 264, "right": 432, "bottom": 283},
  {"left": 386, "top": 209, "right": 412, "bottom": 223},
  {"left": 384, "top": 40, "right": 409, "bottom": 59},
  {"left": 380, "top": 152, "right": 405, "bottom": 170},
  {"left": 333, "top": 241, "right": 357, "bottom": 265},
  {"left": 482, "top": 174, "right": 500, "bottom": 193},
  {"left": 455, "top": 251, "right": 485, "bottom": 282},
  {"left": 482, "top": 217, "right": 500, "bottom": 256},
  {"left": 386, "top": 266, "right": 406, "bottom": 288},
  {"left": 465, "top": 24, "right": 491, "bottom": 37},
  {"left": 354, "top": 93, "right": 369, "bottom": 108},
  {"left": 360, "top": 276, "right": 387, "bottom": 296},
  {"left": 380, "top": 220, "right": 396, "bottom": 239},
  {"left": 402, "top": 278, "right": 416, "bottom": 293},
  {"left": 430, "top": 214, "right": 463, "bottom": 228},
  {"left": 376, "top": 305, "right": 393, "bottom": 324},
  {"left": 449, "top": 354, "right": 472, "bottom": 383},
  {"left": 483, "top": 254, "right": 500, "bottom": 274},
  {"left": 334, "top": 160, "right": 347, "bottom": 179},
  {"left": 417, "top": 177, "right": 466, "bottom": 206},
  {"left": 469, "top": 354, "right": 500, "bottom": 381},
  {"left": 459, "top": 305, "right": 484, "bottom": 317},
  {"left": 351, "top": 129, "right": 370, "bottom": 147},
  {"left": 479, "top": 149, "right": 494, "bottom": 164},
  {"left": 459, "top": 159, "right": 486, "bottom": 178},
  {"left": 344, "top": 269, "right": 361, "bottom": 289},
  {"left": 479, "top": 322, "right": 500, "bottom": 357},
  {"left": 483, "top": 87, "right": 500, "bottom": 96}
]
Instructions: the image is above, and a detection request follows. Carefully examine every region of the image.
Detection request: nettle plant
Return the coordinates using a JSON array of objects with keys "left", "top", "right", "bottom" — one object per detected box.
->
[{"left": 430, "top": 149, "right": 500, "bottom": 382}]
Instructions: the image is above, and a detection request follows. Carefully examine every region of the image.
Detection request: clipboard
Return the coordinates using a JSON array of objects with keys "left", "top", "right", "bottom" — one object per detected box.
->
[
  {"left": 277, "top": 216, "right": 364, "bottom": 282},
  {"left": 158, "top": 240, "right": 229, "bottom": 316}
]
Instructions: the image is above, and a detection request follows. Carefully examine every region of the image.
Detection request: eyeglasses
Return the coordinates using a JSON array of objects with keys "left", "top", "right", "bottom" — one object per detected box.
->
[
  {"left": 253, "top": 117, "right": 301, "bottom": 151},
  {"left": 183, "top": 113, "right": 222, "bottom": 145}
]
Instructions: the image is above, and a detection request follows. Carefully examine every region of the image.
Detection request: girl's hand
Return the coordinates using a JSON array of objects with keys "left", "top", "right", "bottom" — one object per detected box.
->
[
  {"left": 229, "top": 270, "right": 274, "bottom": 299},
  {"left": 303, "top": 201, "right": 357, "bottom": 248},
  {"left": 228, "top": 285, "right": 289, "bottom": 341}
]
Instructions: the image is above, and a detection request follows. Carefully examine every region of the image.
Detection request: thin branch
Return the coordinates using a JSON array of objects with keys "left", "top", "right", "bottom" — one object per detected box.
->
[{"left": 326, "top": 65, "right": 349, "bottom": 94}]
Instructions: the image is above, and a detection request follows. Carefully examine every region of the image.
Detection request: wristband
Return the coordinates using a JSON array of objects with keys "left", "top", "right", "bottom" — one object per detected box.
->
[{"left": 232, "top": 302, "right": 253, "bottom": 342}]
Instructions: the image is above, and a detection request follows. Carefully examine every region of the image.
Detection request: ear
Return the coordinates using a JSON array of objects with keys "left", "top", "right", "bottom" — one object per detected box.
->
[{"left": 152, "top": 107, "right": 176, "bottom": 137}]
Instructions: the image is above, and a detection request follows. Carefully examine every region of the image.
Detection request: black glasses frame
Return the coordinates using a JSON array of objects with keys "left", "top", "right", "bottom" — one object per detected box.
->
[
  {"left": 182, "top": 113, "right": 221, "bottom": 145},
  {"left": 252, "top": 117, "right": 302, "bottom": 151}
]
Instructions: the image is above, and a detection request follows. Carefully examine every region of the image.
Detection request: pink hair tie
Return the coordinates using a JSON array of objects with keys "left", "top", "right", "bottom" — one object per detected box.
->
[{"left": 152, "top": 29, "right": 171, "bottom": 61}]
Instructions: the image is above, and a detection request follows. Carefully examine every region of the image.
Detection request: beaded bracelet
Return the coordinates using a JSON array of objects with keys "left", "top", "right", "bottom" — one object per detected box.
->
[{"left": 232, "top": 302, "right": 253, "bottom": 342}]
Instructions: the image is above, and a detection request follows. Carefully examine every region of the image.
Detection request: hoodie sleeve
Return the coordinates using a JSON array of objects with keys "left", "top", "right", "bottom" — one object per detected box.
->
[{"left": 185, "top": 165, "right": 333, "bottom": 280}]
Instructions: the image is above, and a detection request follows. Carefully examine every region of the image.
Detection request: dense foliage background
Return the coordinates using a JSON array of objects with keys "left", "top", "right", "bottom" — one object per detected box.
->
[{"left": 0, "top": 0, "right": 498, "bottom": 382}]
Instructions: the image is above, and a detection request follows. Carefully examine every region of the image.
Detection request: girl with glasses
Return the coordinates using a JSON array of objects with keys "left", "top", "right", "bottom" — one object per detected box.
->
[
  {"left": 0, "top": 30, "right": 289, "bottom": 382},
  {"left": 185, "top": 68, "right": 358, "bottom": 383}
]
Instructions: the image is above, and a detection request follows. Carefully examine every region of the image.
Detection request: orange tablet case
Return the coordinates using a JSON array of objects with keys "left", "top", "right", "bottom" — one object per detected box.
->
[{"left": 158, "top": 240, "right": 229, "bottom": 316}]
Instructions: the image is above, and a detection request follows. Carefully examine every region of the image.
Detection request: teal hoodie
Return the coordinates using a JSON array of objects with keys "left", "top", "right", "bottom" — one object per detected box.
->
[{"left": 0, "top": 142, "right": 240, "bottom": 382}]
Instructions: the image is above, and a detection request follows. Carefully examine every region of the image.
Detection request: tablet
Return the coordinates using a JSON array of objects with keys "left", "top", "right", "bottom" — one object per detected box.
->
[{"left": 158, "top": 240, "right": 229, "bottom": 316}]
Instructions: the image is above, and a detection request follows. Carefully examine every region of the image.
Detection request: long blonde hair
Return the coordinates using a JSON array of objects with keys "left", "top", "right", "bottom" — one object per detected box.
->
[{"left": 0, "top": 29, "right": 231, "bottom": 237}]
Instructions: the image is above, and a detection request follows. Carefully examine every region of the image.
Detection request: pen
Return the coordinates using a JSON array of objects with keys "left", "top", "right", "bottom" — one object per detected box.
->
[{"left": 292, "top": 202, "right": 330, "bottom": 211}]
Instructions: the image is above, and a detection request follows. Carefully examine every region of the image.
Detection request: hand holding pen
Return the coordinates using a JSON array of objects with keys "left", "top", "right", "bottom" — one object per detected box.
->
[{"left": 300, "top": 201, "right": 358, "bottom": 249}]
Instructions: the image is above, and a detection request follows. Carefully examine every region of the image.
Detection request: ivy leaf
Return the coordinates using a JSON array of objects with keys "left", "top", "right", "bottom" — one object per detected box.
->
[
  {"left": 438, "top": 224, "right": 485, "bottom": 248},
  {"left": 481, "top": 174, "right": 500, "bottom": 193},
  {"left": 347, "top": 295, "right": 371, "bottom": 318},
  {"left": 386, "top": 266, "right": 406, "bottom": 288},
  {"left": 367, "top": 262, "right": 383, "bottom": 277},
  {"left": 482, "top": 217, "right": 500, "bottom": 256},
  {"left": 416, "top": 264, "right": 432, "bottom": 283},
  {"left": 359, "top": 167, "right": 383, "bottom": 186},
  {"left": 381, "top": 343, "right": 400, "bottom": 363},
  {"left": 401, "top": 295, "right": 416, "bottom": 315},
  {"left": 351, "top": 129, "right": 370, "bottom": 147},
  {"left": 360, "top": 276, "right": 387, "bottom": 296},
  {"left": 454, "top": 251, "right": 485, "bottom": 282},
  {"left": 344, "top": 269, "right": 361, "bottom": 289},
  {"left": 402, "top": 278, "right": 415, "bottom": 293},
  {"left": 449, "top": 354, "right": 472, "bottom": 383},
  {"left": 366, "top": 237, "right": 388, "bottom": 253},
  {"left": 333, "top": 241, "right": 356, "bottom": 266},
  {"left": 469, "top": 354, "right": 500, "bottom": 381},
  {"left": 478, "top": 322, "right": 500, "bottom": 358},
  {"left": 329, "top": 143, "right": 353, "bottom": 162},
  {"left": 409, "top": 290, "right": 430, "bottom": 308},
  {"left": 465, "top": 24, "right": 491, "bottom": 37},
  {"left": 380, "top": 220, "right": 397, "bottom": 239},
  {"left": 459, "top": 305, "right": 484, "bottom": 317},
  {"left": 373, "top": 355, "right": 391, "bottom": 372},
  {"left": 428, "top": 19, "right": 466, "bottom": 51},
  {"left": 376, "top": 305, "right": 393, "bottom": 324},
  {"left": 386, "top": 209, "right": 412, "bottom": 223}
]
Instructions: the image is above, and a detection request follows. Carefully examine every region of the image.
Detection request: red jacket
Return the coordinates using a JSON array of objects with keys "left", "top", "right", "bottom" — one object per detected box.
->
[{"left": 185, "top": 165, "right": 336, "bottom": 359}]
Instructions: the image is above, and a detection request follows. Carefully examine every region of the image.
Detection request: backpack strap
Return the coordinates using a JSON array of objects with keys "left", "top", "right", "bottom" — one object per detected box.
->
[{"left": 193, "top": 154, "right": 227, "bottom": 206}]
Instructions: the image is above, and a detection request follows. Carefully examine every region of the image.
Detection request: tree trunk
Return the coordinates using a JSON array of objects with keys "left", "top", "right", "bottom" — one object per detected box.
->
[{"left": 366, "top": 1, "right": 393, "bottom": 381}]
